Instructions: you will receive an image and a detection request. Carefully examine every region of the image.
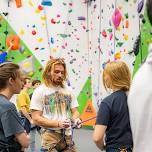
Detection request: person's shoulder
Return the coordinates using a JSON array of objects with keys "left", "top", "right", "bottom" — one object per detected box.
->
[
  {"left": 102, "top": 92, "right": 120, "bottom": 106},
  {"left": 99, "top": 96, "right": 110, "bottom": 110},
  {"left": 18, "top": 90, "right": 26, "bottom": 96},
  {"left": 0, "top": 95, "right": 10, "bottom": 104},
  {"left": 104, "top": 90, "right": 126, "bottom": 107},
  {"left": 112, "top": 90, "right": 126, "bottom": 99},
  {"left": 36, "top": 84, "right": 46, "bottom": 90},
  {"left": 102, "top": 93, "right": 113, "bottom": 103},
  {"left": 0, "top": 97, "right": 15, "bottom": 114},
  {"left": 33, "top": 84, "right": 49, "bottom": 93}
]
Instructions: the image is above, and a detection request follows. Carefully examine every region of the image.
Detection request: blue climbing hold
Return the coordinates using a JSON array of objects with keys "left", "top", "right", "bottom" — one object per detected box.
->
[
  {"left": 41, "top": 0, "right": 52, "bottom": 6},
  {"left": 0, "top": 52, "right": 7, "bottom": 64},
  {"left": 50, "top": 37, "right": 54, "bottom": 44}
]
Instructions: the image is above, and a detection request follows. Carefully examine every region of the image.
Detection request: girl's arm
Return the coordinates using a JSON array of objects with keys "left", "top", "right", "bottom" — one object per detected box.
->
[{"left": 93, "top": 124, "right": 107, "bottom": 151}]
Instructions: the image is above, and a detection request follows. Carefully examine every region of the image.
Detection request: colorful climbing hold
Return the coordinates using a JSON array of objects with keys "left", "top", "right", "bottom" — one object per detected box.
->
[
  {"left": 137, "top": 0, "right": 144, "bottom": 14},
  {"left": 41, "top": 0, "right": 52, "bottom": 6},
  {"left": 112, "top": 8, "right": 122, "bottom": 29},
  {"left": 114, "top": 52, "right": 121, "bottom": 60},
  {"left": 15, "top": 0, "right": 22, "bottom": 8},
  {"left": 32, "top": 30, "right": 36, "bottom": 35}
]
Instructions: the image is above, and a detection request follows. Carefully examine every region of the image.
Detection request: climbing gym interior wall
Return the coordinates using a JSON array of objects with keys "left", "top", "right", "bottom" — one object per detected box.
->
[{"left": 0, "top": 0, "right": 148, "bottom": 127}]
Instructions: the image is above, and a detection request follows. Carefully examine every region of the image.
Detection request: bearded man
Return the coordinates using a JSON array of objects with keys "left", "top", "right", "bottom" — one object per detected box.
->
[{"left": 30, "top": 58, "right": 81, "bottom": 152}]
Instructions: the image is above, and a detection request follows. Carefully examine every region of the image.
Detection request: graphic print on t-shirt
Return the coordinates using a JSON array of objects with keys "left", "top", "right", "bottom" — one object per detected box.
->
[{"left": 43, "top": 91, "right": 72, "bottom": 120}]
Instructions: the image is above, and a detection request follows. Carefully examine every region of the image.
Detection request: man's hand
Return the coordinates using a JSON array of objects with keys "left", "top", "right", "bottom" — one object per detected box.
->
[
  {"left": 74, "top": 118, "right": 82, "bottom": 129},
  {"left": 58, "top": 119, "right": 70, "bottom": 129}
]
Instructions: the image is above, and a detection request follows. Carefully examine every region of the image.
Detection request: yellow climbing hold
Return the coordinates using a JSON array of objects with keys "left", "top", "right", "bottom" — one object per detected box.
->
[
  {"left": 20, "top": 29, "right": 25, "bottom": 35},
  {"left": 23, "top": 62, "right": 30, "bottom": 69},
  {"left": 114, "top": 52, "right": 121, "bottom": 60},
  {"left": 123, "top": 34, "right": 128, "bottom": 41},
  {"left": 51, "top": 48, "right": 57, "bottom": 53},
  {"left": 37, "top": 38, "right": 43, "bottom": 42}
]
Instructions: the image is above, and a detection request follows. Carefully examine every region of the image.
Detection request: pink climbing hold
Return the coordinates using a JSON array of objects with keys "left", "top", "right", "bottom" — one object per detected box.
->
[
  {"left": 112, "top": 8, "right": 122, "bottom": 29},
  {"left": 109, "top": 33, "right": 113, "bottom": 40}
]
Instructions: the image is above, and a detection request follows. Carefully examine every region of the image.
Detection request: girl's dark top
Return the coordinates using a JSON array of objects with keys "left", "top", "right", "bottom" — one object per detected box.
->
[{"left": 96, "top": 90, "right": 133, "bottom": 149}]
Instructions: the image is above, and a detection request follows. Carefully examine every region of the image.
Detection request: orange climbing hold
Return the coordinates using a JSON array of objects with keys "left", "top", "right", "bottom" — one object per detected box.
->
[
  {"left": 125, "top": 20, "right": 129, "bottom": 28},
  {"left": 15, "top": 0, "right": 22, "bottom": 8},
  {"left": 0, "top": 15, "right": 3, "bottom": 21},
  {"left": 6, "top": 35, "right": 20, "bottom": 50}
]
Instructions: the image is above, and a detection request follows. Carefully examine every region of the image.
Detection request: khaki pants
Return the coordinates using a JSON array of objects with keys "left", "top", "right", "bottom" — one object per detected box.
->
[{"left": 41, "top": 130, "right": 77, "bottom": 152}]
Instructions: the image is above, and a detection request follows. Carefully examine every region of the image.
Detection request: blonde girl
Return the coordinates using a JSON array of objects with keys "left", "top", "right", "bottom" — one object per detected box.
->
[{"left": 93, "top": 61, "right": 133, "bottom": 152}]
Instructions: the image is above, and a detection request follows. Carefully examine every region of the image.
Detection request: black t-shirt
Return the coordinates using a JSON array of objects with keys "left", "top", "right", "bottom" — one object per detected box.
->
[
  {"left": 0, "top": 95, "right": 24, "bottom": 144},
  {"left": 96, "top": 90, "right": 133, "bottom": 149}
]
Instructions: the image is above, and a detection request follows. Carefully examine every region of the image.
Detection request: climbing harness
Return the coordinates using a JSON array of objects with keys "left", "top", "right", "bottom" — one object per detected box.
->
[{"left": 42, "top": 116, "right": 96, "bottom": 152}]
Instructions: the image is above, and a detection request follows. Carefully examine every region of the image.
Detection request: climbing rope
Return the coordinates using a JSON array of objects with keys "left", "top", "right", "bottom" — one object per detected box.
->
[
  {"left": 138, "top": 14, "right": 143, "bottom": 64},
  {"left": 97, "top": 0, "right": 102, "bottom": 107},
  {"left": 42, "top": 7, "right": 52, "bottom": 52},
  {"left": 113, "top": 0, "right": 118, "bottom": 54}
]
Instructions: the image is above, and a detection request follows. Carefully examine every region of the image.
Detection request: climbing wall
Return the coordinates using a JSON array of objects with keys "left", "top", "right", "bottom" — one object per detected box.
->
[
  {"left": 0, "top": 13, "right": 43, "bottom": 79},
  {"left": 0, "top": 0, "right": 144, "bottom": 127},
  {"left": 76, "top": 0, "right": 140, "bottom": 127}
]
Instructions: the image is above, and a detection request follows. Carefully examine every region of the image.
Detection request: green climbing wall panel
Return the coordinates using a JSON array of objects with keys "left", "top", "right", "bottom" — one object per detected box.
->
[
  {"left": 0, "top": 13, "right": 43, "bottom": 80},
  {"left": 77, "top": 76, "right": 92, "bottom": 114}
]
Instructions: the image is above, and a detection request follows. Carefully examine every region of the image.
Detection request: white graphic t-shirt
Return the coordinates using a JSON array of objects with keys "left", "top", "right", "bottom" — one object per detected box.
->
[{"left": 30, "top": 84, "right": 79, "bottom": 135}]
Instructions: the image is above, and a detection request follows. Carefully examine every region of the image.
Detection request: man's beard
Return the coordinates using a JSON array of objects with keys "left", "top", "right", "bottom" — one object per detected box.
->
[{"left": 52, "top": 78, "right": 64, "bottom": 87}]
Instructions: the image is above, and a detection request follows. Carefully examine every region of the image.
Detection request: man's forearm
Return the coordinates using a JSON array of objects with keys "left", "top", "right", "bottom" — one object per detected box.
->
[
  {"left": 72, "top": 110, "right": 80, "bottom": 120},
  {"left": 33, "top": 115, "right": 59, "bottom": 128}
]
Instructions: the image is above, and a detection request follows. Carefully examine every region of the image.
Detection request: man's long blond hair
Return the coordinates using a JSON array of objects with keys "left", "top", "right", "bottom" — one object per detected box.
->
[
  {"left": 42, "top": 58, "right": 67, "bottom": 87},
  {"left": 103, "top": 61, "right": 131, "bottom": 91}
]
